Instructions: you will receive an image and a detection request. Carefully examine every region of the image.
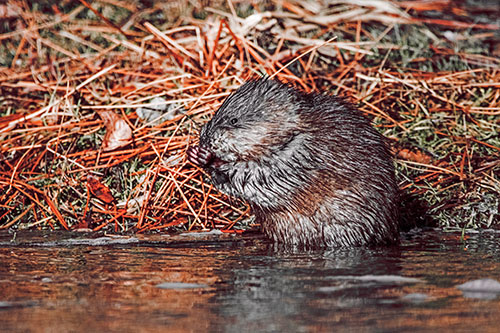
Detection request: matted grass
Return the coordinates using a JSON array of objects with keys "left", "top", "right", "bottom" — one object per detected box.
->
[{"left": 0, "top": 0, "right": 498, "bottom": 233}]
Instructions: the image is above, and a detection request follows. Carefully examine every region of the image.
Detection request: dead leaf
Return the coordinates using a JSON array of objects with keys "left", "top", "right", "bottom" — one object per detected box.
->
[
  {"left": 136, "top": 97, "right": 182, "bottom": 126},
  {"left": 87, "top": 174, "right": 115, "bottom": 204},
  {"left": 0, "top": 3, "right": 22, "bottom": 19},
  {"left": 97, "top": 110, "right": 132, "bottom": 151},
  {"left": 397, "top": 149, "right": 433, "bottom": 164}
]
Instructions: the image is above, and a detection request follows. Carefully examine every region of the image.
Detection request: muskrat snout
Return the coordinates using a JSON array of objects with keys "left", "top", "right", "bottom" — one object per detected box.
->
[{"left": 187, "top": 145, "right": 214, "bottom": 167}]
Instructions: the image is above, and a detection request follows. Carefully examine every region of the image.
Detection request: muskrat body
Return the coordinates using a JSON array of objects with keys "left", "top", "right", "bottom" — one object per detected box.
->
[{"left": 187, "top": 79, "right": 399, "bottom": 248}]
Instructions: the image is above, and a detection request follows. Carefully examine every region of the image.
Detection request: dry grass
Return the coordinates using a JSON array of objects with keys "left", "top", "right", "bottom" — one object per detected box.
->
[{"left": 0, "top": 0, "right": 499, "bottom": 233}]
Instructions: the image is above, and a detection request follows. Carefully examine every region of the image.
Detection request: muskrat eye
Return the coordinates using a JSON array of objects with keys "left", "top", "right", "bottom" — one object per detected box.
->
[{"left": 229, "top": 118, "right": 238, "bottom": 125}]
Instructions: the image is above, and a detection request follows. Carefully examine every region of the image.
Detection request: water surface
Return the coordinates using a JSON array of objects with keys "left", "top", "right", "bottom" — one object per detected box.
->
[{"left": 1, "top": 230, "right": 500, "bottom": 332}]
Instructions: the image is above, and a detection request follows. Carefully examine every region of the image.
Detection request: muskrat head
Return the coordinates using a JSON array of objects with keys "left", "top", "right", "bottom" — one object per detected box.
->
[{"left": 199, "top": 79, "right": 301, "bottom": 164}]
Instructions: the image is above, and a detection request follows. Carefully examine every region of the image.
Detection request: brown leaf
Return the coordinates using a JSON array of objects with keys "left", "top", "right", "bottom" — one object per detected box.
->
[
  {"left": 0, "top": 3, "right": 22, "bottom": 19},
  {"left": 87, "top": 174, "right": 115, "bottom": 204},
  {"left": 96, "top": 110, "right": 132, "bottom": 151},
  {"left": 397, "top": 149, "right": 433, "bottom": 164}
]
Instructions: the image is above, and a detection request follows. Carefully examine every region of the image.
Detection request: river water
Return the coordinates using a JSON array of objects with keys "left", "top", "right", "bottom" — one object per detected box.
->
[{"left": 1, "top": 229, "right": 500, "bottom": 332}]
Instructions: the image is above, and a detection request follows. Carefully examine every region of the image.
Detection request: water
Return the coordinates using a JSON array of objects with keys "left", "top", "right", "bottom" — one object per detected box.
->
[{"left": 1, "top": 230, "right": 500, "bottom": 332}]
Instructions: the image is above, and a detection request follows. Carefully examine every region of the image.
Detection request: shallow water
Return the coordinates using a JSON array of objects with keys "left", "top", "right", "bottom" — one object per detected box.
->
[{"left": 1, "top": 230, "right": 500, "bottom": 332}]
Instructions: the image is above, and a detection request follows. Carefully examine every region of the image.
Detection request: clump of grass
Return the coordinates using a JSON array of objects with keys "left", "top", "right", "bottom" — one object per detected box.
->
[{"left": 0, "top": 0, "right": 498, "bottom": 233}]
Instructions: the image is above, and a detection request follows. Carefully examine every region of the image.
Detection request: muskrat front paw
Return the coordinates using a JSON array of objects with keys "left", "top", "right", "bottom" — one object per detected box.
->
[{"left": 187, "top": 145, "right": 214, "bottom": 167}]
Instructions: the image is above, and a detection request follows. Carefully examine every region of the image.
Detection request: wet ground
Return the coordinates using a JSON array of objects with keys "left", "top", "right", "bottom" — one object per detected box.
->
[{"left": 1, "top": 229, "right": 500, "bottom": 332}]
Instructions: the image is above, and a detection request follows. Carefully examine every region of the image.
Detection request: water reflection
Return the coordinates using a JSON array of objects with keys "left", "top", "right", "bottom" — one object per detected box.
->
[{"left": 0, "top": 230, "right": 500, "bottom": 331}]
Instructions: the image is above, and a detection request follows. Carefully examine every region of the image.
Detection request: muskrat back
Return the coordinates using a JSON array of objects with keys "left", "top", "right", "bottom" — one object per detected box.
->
[{"left": 187, "top": 78, "right": 399, "bottom": 248}]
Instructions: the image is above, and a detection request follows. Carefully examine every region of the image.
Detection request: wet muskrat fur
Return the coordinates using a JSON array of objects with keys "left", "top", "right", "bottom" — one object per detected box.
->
[{"left": 188, "top": 79, "right": 399, "bottom": 248}]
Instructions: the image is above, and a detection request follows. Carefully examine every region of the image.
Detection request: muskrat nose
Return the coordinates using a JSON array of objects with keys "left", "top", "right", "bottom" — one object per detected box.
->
[{"left": 199, "top": 125, "right": 210, "bottom": 146}]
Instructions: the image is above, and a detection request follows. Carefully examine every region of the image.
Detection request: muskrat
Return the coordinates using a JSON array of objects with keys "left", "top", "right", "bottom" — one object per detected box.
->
[{"left": 187, "top": 78, "right": 399, "bottom": 248}]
